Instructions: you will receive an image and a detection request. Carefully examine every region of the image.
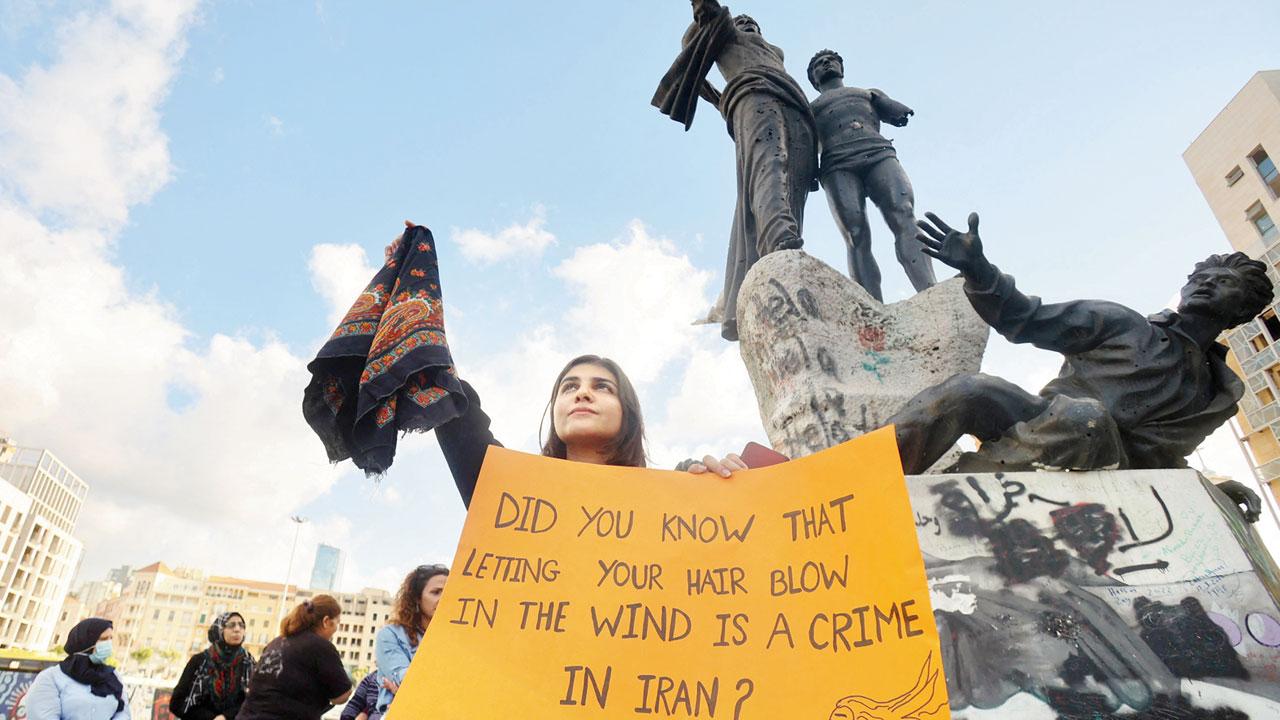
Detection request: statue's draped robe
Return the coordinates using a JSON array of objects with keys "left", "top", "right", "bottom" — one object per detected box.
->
[{"left": 653, "top": 7, "right": 818, "bottom": 341}]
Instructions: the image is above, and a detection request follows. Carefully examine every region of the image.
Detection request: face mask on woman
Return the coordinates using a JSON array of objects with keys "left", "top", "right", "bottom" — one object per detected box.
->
[{"left": 87, "top": 640, "right": 113, "bottom": 665}]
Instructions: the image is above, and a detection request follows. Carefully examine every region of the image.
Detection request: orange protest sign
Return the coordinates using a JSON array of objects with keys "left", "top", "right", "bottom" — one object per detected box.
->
[{"left": 389, "top": 427, "right": 948, "bottom": 719}]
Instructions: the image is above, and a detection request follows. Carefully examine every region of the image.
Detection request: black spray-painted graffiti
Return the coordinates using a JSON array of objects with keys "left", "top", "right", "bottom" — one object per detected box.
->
[
  {"left": 924, "top": 474, "right": 1275, "bottom": 718},
  {"left": 930, "top": 475, "right": 1175, "bottom": 583}
]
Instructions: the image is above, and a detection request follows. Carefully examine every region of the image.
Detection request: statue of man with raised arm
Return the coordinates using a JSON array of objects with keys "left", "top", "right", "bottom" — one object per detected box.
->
[
  {"left": 653, "top": 0, "right": 818, "bottom": 341},
  {"left": 888, "top": 211, "right": 1272, "bottom": 521},
  {"left": 808, "top": 49, "right": 935, "bottom": 301}
]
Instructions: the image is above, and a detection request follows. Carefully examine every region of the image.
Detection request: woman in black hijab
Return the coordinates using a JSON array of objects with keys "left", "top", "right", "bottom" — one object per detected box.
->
[
  {"left": 27, "top": 617, "right": 129, "bottom": 719},
  {"left": 170, "top": 612, "right": 255, "bottom": 720}
]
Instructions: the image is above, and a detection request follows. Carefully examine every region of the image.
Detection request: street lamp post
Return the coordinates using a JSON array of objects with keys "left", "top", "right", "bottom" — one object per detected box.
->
[{"left": 275, "top": 515, "right": 308, "bottom": 627}]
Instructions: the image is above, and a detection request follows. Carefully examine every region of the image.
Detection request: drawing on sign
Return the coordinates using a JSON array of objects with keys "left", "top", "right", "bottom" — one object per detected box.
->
[{"left": 827, "top": 651, "right": 945, "bottom": 720}]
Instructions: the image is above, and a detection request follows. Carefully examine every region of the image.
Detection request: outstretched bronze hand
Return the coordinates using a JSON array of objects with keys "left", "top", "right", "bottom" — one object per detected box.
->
[{"left": 916, "top": 211, "right": 995, "bottom": 285}]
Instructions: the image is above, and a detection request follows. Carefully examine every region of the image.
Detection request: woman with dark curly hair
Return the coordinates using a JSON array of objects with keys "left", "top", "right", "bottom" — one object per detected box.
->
[
  {"left": 170, "top": 612, "right": 255, "bottom": 720},
  {"left": 373, "top": 564, "right": 449, "bottom": 715}
]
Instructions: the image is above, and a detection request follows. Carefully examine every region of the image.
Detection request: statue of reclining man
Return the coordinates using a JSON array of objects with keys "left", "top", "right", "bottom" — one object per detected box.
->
[{"left": 887, "top": 211, "right": 1273, "bottom": 520}]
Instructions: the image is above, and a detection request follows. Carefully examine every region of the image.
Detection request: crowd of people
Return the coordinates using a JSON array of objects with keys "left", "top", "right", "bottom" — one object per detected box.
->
[{"left": 35, "top": 562, "right": 453, "bottom": 720}]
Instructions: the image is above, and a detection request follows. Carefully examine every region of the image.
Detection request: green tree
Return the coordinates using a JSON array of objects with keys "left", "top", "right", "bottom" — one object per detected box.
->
[{"left": 129, "top": 647, "right": 153, "bottom": 676}]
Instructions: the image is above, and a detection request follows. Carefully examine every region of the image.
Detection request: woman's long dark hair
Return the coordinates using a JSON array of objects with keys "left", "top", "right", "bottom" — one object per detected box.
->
[
  {"left": 391, "top": 564, "right": 450, "bottom": 647},
  {"left": 540, "top": 354, "right": 647, "bottom": 468}
]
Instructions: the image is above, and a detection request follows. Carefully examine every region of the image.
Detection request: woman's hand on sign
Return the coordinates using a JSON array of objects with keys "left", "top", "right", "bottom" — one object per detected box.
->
[
  {"left": 685, "top": 453, "right": 746, "bottom": 478},
  {"left": 381, "top": 676, "right": 400, "bottom": 694}
]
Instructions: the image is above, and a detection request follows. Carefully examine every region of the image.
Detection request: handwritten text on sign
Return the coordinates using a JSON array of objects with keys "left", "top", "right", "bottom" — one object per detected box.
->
[{"left": 390, "top": 427, "right": 948, "bottom": 719}]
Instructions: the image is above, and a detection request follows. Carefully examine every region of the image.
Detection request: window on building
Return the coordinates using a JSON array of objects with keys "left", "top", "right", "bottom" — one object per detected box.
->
[
  {"left": 1263, "top": 310, "right": 1280, "bottom": 342},
  {"left": 1251, "top": 146, "right": 1280, "bottom": 197},
  {"left": 1251, "top": 335, "right": 1269, "bottom": 352},
  {"left": 1269, "top": 364, "right": 1280, "bottom": 392},
  {"left": 1227, "top": 165, "right": 1245, "bottom": 186},
  {"left": 1258, "top": 387, "right": 1276, "bottom": 405},
  {"left": 1248, "top": 202, "right": 1279, "bottom": 241}
]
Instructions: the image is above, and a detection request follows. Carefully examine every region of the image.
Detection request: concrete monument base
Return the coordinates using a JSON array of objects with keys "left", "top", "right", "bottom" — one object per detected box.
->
[{"left": 906, "top": 468, "right": 1280, "bottom": 718}]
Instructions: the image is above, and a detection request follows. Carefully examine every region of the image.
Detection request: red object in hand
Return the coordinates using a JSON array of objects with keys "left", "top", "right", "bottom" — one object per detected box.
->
[{"left": 740, "top": 441, "right": 789, "bottom": 468}]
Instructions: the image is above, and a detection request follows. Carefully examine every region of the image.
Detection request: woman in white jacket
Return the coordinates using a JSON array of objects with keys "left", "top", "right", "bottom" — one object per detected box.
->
[{"left": 27, "top": 617, "right": 130, "bottom": 719}]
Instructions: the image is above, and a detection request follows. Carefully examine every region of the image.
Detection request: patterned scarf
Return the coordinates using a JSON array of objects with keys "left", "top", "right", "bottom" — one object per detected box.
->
[
  {"left": 304, "top": 224, "right": 466, "bottom": 474},
  {"left": 185, "top": 612, "right": 253, "bottom": 713}
]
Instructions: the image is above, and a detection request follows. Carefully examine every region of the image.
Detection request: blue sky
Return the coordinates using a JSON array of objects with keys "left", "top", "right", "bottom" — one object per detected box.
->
[{"left": 1, "top": 1, "right": 1277, "bottom": 592}]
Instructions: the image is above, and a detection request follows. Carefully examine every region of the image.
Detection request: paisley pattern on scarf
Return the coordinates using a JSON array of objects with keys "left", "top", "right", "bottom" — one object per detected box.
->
[{"left": 303, "top": 225, "right": 466, "bottom": 474}]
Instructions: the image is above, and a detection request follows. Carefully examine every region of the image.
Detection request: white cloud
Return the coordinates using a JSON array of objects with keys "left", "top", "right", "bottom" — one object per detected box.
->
[
  {"left": 0, "top": 0, "right": 346, "bottom": 585},
  {"left": 648, "top": 344, "right": 761, "bottom": 468},
  {"left": 211, "top": 67, "right": 224, "bottom": 84},
  {"left": 308, "top": 243, "right": 379, "bottom": 326},
  {"left": 0, "top": 0, "right": 197, "bottom": 230},
  {"left": 266, "top": 114, "right": 284, "bottom": 135},
  {"left": 553, "top": 220, "right": 712, "bottom": 384},
  {"left": 459, "top": 220, "right": 761, "bottom": 468},
  {"left": 450, "top": 205, "right": 555, "bottom": 265}
]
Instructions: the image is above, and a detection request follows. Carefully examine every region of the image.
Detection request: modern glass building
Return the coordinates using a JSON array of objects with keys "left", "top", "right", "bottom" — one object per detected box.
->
[{"left": 309, "top": 543, "right": 345, "bottom": 592}]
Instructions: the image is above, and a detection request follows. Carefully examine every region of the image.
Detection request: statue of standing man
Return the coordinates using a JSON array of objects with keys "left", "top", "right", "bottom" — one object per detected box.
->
[
  {"left": 653, "top": 0, "right": 818, "bottom": 341},
  {"left": 808, "top": 50, "right": 935, "bottom": 301}
]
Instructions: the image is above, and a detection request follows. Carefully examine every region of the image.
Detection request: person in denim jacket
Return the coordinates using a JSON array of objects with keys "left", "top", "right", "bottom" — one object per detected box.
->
[{"left": 374, "top": 565, "right": 449, "bottom": 714}]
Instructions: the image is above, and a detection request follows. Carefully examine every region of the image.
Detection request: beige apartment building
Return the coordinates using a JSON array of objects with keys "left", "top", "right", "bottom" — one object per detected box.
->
[
  {"left": 295, "top": 586, "right": 394, "bottom": 677},
  {"left": 1184, "top": 70, "right": 1280, "bottom": 496},
  {"left": 87, "top": 561, "right": 393, "bottom": 679},
  {"left": 0, "top": 440, "right": 86, "bottom": 651}
]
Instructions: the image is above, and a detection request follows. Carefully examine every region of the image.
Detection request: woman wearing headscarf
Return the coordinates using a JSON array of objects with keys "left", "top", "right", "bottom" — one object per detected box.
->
[
  {"left": 169, "top": 612, "right": 254, "bottom": 720},
  {"left": 27, "top": 617, "right": 129, "bottom": 719}
]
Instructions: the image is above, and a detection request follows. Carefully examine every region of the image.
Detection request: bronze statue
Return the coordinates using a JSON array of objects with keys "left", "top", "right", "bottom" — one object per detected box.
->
[
  {"left": 808, "top": 49, "right": 935, "bottom": 301},
  {"left": 888, "top": 211, "right": 1272, "bottom": 505},
  {"left": 653, "top": 0, "right": 818, "bottom": 341}
]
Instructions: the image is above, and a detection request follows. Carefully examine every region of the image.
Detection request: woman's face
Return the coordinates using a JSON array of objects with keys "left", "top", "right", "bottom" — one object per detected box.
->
[
  {"left": 222, "top": 615, "right": 245, "bottom": 646},
  {"left": 552, "top": 363, "right": 623, "bottom": 450},
  {"left": 318, "top": 613, "right": 340, "bottom": 641},
  {"left": 419, "top": 574, "right": 448, "bottom": 620},
  {"left": 98, "top": 627, "right": 114, "bottom": 643}
]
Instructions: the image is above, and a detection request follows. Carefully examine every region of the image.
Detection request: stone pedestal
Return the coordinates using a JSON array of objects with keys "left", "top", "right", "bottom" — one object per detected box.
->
[
  {"left": 908, "top": 468, "right": 1280, "bottom": 717},
  {"left": 736, "top": 250, "right": 989, "bottom": 460}
]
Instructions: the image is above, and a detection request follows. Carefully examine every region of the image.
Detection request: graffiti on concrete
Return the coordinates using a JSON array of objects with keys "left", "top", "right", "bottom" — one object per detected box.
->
[{"left": 911, "top": 469, "right": 1280, "bottom": 719}]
